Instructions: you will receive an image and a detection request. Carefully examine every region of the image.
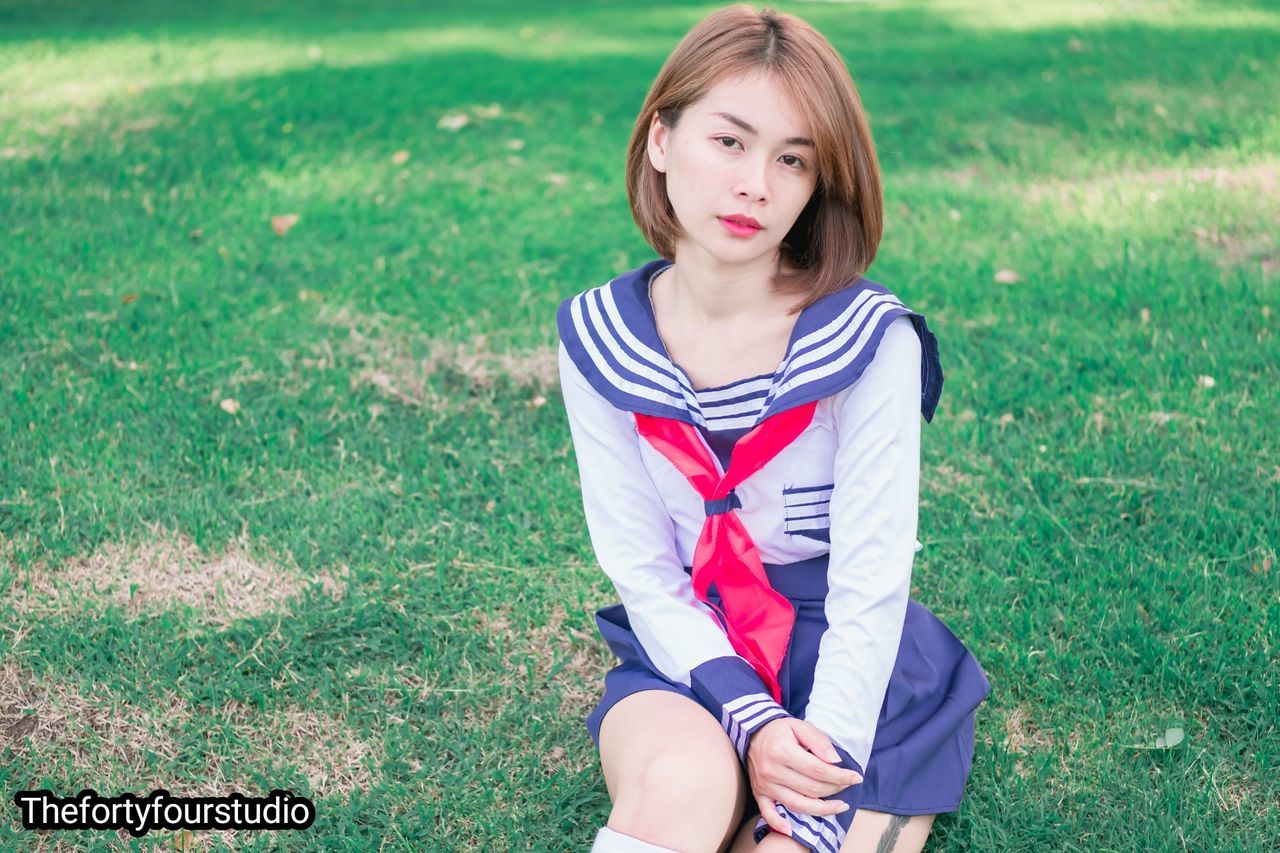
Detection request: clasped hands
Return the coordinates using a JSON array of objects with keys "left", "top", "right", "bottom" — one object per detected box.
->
[{"left": 746, "top": 717, "right": 863, "bottom": 840}]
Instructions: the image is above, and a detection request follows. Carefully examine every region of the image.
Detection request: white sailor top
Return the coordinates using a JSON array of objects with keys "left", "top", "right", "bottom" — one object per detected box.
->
[{"left": 557, "top": 257, "right": 943, "bottom": 839}]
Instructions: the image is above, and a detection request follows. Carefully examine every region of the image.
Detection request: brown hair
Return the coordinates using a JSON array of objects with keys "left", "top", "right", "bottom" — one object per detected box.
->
[{"left": 625, "top": 3, "right": 883, "bottom": 313}]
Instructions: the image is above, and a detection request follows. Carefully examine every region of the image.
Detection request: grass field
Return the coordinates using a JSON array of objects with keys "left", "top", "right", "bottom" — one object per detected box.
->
[{"left": 2, "top": 0, "right": 1277, "bottom": 849}]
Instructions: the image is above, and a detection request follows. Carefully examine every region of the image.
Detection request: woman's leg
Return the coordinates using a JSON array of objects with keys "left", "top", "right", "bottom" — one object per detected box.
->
[
  {"left": 597, "top": 689, "right": 750, "bottom": 852},
  {"left": 840, "top": 811, "right": 935, "bottom": 852},
  {"left": 725, "top": 810, "right": 936, "bottom": 852}
]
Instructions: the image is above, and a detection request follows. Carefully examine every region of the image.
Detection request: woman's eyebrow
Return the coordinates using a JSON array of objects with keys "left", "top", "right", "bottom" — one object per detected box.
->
[{"left": 710, "top": 111, "right": 814, "bottom": 147}]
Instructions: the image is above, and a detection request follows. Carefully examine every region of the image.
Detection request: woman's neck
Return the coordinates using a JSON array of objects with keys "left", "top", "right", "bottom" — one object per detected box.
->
[{"left": 662, "top": 248, "right": 789, "bottom": 330}]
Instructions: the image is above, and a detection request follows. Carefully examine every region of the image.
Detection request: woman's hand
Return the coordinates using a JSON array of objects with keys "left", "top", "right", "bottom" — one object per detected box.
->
[{"left": 746, "top": 717, "right": 863, "bottom": 836}]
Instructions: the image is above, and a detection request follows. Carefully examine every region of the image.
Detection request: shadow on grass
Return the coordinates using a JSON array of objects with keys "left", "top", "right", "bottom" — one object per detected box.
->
[
  {"left": 3, "top": 2, "right": 1277, "bottom": 174},
  {"left": 2, "top": 10, "right": 1274, "bottom": 331}
]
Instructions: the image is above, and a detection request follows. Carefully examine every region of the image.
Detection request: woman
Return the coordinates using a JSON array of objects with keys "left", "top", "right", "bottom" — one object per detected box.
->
[{"left": 556, "top": 5, "right": 991, "bottom": 852}]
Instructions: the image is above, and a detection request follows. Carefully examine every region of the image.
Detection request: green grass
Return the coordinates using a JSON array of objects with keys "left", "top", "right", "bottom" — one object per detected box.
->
[{"left": 2, "top": 0, "right": 1277, "bottom": 849}]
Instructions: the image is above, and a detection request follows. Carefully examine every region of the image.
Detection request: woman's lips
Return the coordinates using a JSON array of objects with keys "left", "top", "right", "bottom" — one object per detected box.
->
[{"left": 719, "top": 217, "right": 761, "bottom": 237}]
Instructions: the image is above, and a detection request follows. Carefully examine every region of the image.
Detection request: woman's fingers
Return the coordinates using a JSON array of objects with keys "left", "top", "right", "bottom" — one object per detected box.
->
[
  {"left": 772, "top": 764, "right": 847, "bottom": 799},
  {"left": 756, "top": 795, "right": 791, "bottom": 836},
  {"left": 790, "top": 751, "right": 863, "bottom": 788},
  {"left": 770, "top": 785, "right": 850, "bottom": 818},
  {"left": 788, "top": 720, "right": 864, "bottom": 786},
  {"left": 770, "top": 743, "right": 861, "bottom": 791},
  {"left": 790, "top": 717, "right": 841, "bottom": 762}
]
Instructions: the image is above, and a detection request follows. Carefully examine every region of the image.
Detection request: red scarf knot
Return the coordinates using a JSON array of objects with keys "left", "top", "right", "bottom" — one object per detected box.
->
[{"left": 704, "top": 490, "right": 741, "bottom": 516}]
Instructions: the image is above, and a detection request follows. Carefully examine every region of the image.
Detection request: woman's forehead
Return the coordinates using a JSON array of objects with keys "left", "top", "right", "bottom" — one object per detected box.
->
[{"left": 691, "top": 73, "right": 811, "bottom": 138}]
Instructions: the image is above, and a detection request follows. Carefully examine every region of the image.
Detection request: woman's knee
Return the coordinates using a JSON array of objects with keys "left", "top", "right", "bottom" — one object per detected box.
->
[
  {"left": 600, "top": 691, "right": 747, "bottom": 848},
  {"left": 610, "top": 733, "right": 746, "bottom": 828},
  {"left": 629, "top": 743, "right": 743, "bottom": 811}
]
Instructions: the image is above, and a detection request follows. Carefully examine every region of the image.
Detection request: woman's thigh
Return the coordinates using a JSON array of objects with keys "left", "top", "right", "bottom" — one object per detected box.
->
[
  {"left": 841, "top": 811, "right": 935, "bottom": 852},
  {"left": 726, "top": 810, "right": 935, "bottom": 852},
  {"left": 599, "top": 688, "right": 750, "bottom": 851}
]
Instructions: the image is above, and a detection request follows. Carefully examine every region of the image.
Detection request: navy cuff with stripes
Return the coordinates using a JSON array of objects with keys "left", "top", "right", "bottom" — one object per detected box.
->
[{"left": 687, "top": 656, "right": 791, "bottom": 763}]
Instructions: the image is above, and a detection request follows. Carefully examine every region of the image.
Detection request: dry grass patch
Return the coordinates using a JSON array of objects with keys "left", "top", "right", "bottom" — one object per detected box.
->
[
  {"left": 527, "top": 604, "right": 614, "bottom": 720},
  {"left": 926, "top": 458, "right": 998, "bottom": 518},
  {"left": 2, "top": 661, "right": 193, "bottom": 794},
  {"left": 938, "top": 164, "right": 981, "bottom": 186},
  {"left": 312, "top": 303, "right": 558, "bottom": 411},
  {"left": 981, "top": 704, "right": 1060, "bottom": 780},
  {"left": 1189, "top": 225, "right": 1278, "bottom": 276},
  {"left": 474, "top": 603, "right": 611, "bottom": 720},
  {"left": 212, "top": 699, "right": 378, "bottom": 797},
  {"left": 1022, "top": 161, "right": 1280, "bottom": 208},
  {"left": 1145, "top": 163, "right": 1278, "bottom": 193},
  {"left": 1022, "top": 161, "right": 1280, "bottom": 275},
  {"left": 5, "top": 523, "right": 348, "bottom": 628},
  {"left": 1210, "top": 769, "right": 1260, "bottom": 815},
  {"left": 1, "top": 143, "right": 46, "bottom": 161},
  {"left": 1002, "top": 705, "right": 1056, "bottom": 756},
  {"left": 2, "top": 663, "right": 375, "bottom": 798},
  {"left": 2, "top": 663, "right": 377, "bottom": 849},
  {"left": 464, "top": 603, "right": 611, "bottom": 774}
]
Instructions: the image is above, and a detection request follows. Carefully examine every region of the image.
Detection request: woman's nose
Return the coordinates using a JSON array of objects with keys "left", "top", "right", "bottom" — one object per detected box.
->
[{"left": 733, "top": 154, "right": 770, "bottom": 203}]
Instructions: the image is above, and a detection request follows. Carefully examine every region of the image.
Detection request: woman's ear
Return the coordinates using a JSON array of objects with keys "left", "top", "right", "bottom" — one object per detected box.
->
[{"left": 646, "top": 111, "right": 669, "bottom": 174}]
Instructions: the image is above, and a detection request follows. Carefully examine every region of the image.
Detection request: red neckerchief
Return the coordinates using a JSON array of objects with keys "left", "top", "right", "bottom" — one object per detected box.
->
[{"left": 634, "top": 400, "right": 818, "bottom": 702}]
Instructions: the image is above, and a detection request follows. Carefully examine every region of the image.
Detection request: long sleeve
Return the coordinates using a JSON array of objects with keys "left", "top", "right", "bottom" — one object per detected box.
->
[
  {"left": 754, "top": 315, "right": 923, "bottom": 852},
  {"left": 558, "top": 342, "right": 791, "bottom": 759},
  {"left": 808, "top": 313, "right": 920, "bottom": 766}
]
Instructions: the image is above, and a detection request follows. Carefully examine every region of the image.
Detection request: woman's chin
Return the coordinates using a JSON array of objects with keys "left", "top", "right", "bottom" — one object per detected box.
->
[{"left": 680, "top": 235, "right": 781, "bottom": 267}]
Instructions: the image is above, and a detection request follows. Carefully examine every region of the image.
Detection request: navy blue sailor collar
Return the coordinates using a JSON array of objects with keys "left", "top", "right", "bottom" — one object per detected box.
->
[{"left": 556, "top": 258, "right": 944, "bottom": 428}]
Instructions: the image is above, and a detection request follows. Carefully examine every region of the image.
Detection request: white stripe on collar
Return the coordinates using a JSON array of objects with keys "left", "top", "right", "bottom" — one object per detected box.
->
[{"left": 556, "top": 259, "right": 943, "bottom": 428}]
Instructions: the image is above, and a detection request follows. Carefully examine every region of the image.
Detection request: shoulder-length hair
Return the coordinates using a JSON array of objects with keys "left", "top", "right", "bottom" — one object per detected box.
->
[{"left": 625, "top": 3, "right": 883, "bottom": 313}]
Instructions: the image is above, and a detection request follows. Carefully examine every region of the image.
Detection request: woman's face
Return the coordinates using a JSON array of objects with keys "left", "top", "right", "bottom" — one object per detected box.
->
[{"left": 647, "top": 69, "right": 819, "bottom": 268}]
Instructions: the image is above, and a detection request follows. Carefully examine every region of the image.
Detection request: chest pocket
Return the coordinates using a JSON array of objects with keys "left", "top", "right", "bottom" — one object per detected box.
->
[{"left": 782, "top": 483, "right": 834, "bottom": 543}]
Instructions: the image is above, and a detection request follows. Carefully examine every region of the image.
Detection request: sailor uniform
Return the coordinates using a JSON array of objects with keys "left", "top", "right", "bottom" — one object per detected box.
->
[{"left": 558, "top": 258, "right": 991, "bottom": 852}]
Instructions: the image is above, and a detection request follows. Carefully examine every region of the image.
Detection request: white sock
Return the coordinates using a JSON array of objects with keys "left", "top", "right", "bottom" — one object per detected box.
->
[{"left": 590, "top": 826, "right": 679, "bottom": 852}]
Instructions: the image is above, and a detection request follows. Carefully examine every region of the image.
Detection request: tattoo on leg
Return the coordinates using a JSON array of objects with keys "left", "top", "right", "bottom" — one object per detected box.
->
[{"left": 874, "top": 814, "right": 911, "bottom": 853}]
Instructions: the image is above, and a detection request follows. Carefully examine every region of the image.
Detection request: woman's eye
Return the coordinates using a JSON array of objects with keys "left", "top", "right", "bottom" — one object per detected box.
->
[{"left": 716, "top": 136, "right": 803, "bottom": 167}]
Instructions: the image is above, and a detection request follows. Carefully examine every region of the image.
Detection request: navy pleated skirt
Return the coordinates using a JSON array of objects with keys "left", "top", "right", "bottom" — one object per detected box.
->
[{"left": 584, "top": 555, "right": 992, "bottom": 815}]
